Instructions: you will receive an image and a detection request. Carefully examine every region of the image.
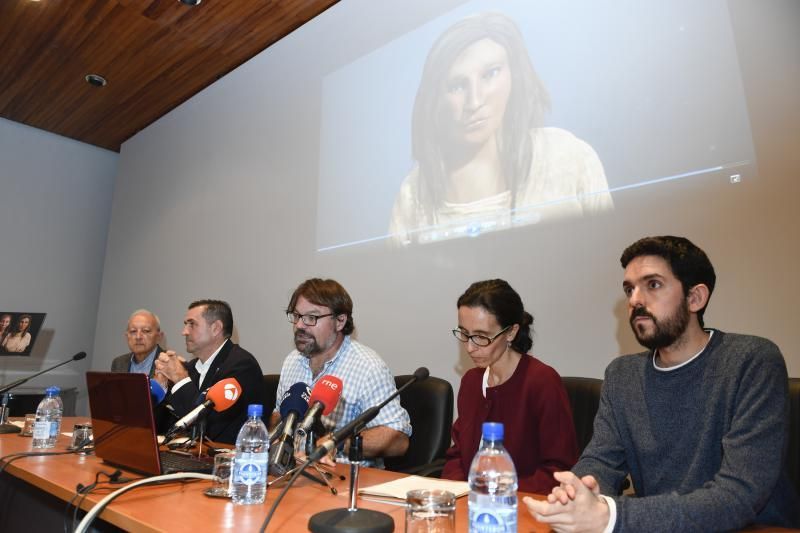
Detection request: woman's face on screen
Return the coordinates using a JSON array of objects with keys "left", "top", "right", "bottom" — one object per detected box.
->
[
  {"left": 440, "top": 38, "right": 512, "bottom": 147},
  {"left": 0, "top": 315, "right": 10, "bottom": 331}
]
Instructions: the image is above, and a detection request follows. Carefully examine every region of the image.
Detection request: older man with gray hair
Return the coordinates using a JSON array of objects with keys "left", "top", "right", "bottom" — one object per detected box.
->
[{"left": 111, "top": 309, "right": 164, "bottom": 376}]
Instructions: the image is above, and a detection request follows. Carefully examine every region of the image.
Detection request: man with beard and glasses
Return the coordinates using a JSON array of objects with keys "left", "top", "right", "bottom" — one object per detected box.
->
[
  {"left": 526, "top": 236, "right": 799, "bottom": 532},
  {"left": 270, "top": 278, "right": 411, "bottom": 467}
]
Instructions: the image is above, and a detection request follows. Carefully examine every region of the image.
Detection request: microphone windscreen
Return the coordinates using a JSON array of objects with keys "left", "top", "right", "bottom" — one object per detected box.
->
[
  {"left": 206, "top": 377, "right": 242, "bottom": 412},
  {"left": 413, "top": 367, "right": 430, "bottom": 381},
  {"left": 280, "top": 382, "right": 310, "bottom": 418},
  {"left": 309, "top": 375, "right": 343, "bottom": 415},
  {"left": 149, "top": 378, "right": 166, "bottom": 405},
  {"left": 73, "top": 352, "right": 87, "bottom": 361}
]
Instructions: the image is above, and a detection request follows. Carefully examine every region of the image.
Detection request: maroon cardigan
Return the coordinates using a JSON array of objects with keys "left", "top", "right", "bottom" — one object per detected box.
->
[{"left": 441, "top": 354, "right": 578, "bottom": 493}]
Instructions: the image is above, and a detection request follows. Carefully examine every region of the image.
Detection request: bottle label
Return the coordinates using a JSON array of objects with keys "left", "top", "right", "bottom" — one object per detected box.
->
[
  {"left": 469, "top": 509, "right": 516, "bottom": 533},
  {"left": 234, "top": 452, "right": 268, "bottom": 486},
  {"left": 33, "top": 421, "right": 50, "bottom": 440}
]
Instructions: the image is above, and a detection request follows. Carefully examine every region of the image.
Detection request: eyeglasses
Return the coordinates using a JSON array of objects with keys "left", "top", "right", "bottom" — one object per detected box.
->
[
  {"left": 452, "top": 325, "right": 511, "bottom": 347},
  {"left": 287, "top": 312, "right": 334, "bottom": 327}
]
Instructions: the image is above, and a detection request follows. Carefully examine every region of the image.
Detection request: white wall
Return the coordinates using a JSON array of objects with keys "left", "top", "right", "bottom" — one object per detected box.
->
[
  {"left": 90, "top": 0, "right": 799, "bottom": 418},
  {"left": 0, "top": 118, "right": 118, "bottom": 400}
]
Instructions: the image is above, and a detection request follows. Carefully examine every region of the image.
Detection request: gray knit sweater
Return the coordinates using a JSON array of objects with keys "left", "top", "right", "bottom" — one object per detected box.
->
[{"left": 574, "top": 330, "right": 799, "bottom": 532}]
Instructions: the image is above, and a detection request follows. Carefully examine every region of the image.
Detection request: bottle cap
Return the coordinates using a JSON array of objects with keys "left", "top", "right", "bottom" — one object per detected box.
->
[
  {"left": 481, "top": 422, "right": 504, "bottom": 441},
  {"left": 45, "top": 386, "right": 60, "bottom": 395},
  {"left": 247, "top": 404, "right": 264, "bottom": 418}
]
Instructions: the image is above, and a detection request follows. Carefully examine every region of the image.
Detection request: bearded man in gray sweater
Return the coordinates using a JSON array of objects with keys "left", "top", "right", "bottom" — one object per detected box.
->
[{"left": 526, "top": 235, "right": 799, "bottom": 532}]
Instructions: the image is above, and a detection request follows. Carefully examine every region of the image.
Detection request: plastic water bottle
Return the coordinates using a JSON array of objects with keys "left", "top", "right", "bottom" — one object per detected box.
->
[
  {"left": 232, "top": 404, "right": 269, "bottom": 505},
  {"left": 468, "top": 422, "right": 518, "bottom": 532},
  {"left": 32, "top": 386, "right": 64, "bottom": 449}
]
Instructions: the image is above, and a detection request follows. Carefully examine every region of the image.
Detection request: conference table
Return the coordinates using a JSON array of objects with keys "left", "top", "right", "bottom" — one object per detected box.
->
[
  {"left": 0, "top": 418, "right": 795, "bottom": 532},
  {"left": 0, "top": 417, "right": 549, "bottom": 532}
]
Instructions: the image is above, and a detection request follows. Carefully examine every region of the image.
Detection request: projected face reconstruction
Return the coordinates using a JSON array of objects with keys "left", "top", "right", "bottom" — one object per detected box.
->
[
  {"left": 389, "top": 12, "right": 613, "bottom": 245},
  {"left": 442, "top": 38, "right": 512, "bottom": 151},
  {"left": 316, "top": 1, "right": 755, "bottom": 251}
]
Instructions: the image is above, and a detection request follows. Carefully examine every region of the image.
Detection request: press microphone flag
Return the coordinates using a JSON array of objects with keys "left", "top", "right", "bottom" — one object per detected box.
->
[
  {"left": 296, "top": 375, "right": 343, "bottom": 438},
  {"left": 166, "top": 377, "right": 242, "bottom": 438},
  {"left": 309, "top": 367, "right": 428, "bottom": 462},
  {"left": 279, "top": 383, "right": 311, "bottom": 429},
  {"left": 149, "top": 379, "right": 167, "bottom": 405},
  {"left": 269, "top": 382, "right": 310, "bottom": 475}
]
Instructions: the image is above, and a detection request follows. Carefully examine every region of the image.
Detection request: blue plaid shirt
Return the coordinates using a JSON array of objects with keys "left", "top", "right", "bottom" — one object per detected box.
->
[{"left": 275, "top": 336, "right": 411, "bottom": 465}]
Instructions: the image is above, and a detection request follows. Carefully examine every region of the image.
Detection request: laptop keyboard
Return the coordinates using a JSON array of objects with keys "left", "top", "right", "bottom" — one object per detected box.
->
[{"left": 159, "top": 451, "right": 214, "bottom": 474}]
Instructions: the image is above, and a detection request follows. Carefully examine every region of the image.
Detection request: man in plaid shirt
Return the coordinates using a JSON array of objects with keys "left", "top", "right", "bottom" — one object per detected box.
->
[{"left": 270, "top": 278, "right": 411, "bottom": 467}]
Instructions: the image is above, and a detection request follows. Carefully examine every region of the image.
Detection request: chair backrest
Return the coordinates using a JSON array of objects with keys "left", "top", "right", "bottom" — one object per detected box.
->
[
  {"left": 384, "top": 375, "right": 454, "bottom": 474},
  {"left": 787, "top": 378, "right": 800, "bottom": 495},
  {"left": 263, "top": 374, "right": 280, "bottom": 414},
  {"left": 561, "top": 376, "right": 603, "bottom": 455}
]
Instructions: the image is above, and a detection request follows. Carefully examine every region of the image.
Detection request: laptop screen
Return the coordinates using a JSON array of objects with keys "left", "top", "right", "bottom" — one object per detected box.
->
[{"left": 86, "top": 371, "right": 162, "bottom": 476}]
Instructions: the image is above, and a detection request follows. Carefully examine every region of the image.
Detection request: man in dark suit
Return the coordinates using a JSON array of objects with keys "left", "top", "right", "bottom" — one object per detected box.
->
[
  {"left": 111, "top": 309, "right": 163, "bottom": 376},
  {"left": 154, "top": 299, "right": 265, "bottom": 444}
]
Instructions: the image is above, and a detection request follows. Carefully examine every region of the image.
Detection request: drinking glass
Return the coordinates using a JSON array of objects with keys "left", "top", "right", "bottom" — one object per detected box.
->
[{"left": 405, "top": 489, "right": 456, "bottom": 533}]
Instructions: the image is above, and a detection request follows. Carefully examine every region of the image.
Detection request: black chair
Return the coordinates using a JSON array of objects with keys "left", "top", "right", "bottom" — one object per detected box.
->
[
  {"left": 263, "top": 374, "right": 280, "bottom": 413},
  {"left": 560, "top": 376, "right": 637, "bottom": 493},
  {"left": 787, "top": 378, "right": 800, "bottom": 495},
  {"left": 561, "top": 376, "right": 603, "bottom": 455},
  {"left": 384, "top": 375, "right": 454, "bottom": 477}
]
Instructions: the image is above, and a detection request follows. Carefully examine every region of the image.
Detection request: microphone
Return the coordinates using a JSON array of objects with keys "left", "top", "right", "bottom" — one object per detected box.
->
[
  {"left": 0, "top": 351, "right": 87, "bottom": 395},
  {"left": 309, "top": 367, "right": 428, "bottom": 462},
  {"left": 269, "top": 382, "right": 310, "bottom": 475},
  {"left": 278, "top": 383, "right": 311, "bottom": 437},
  {"left": 149, "top": 379, "right": 166, "bottom": 405},
  {"left": 295, "top": 375, "right": 343, "bottom": 438},
  {"left": 165, "top": 377, "right": 241, "bottom": 439}
]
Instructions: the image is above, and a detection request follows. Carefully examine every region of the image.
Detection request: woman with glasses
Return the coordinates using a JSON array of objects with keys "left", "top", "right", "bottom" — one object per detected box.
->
[{"left": 442, "top": 279, "right": 577, "bottom": 492}]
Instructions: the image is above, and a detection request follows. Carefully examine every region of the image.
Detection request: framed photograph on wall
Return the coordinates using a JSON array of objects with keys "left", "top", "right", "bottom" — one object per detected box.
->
[{"left": 0, "top": 312, "right": 46, "bottom": 356}]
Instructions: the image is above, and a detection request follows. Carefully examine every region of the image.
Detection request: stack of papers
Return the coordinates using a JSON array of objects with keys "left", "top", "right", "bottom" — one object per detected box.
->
[{"left": 359, "top": 476, "right": 469, "bottom": 500}]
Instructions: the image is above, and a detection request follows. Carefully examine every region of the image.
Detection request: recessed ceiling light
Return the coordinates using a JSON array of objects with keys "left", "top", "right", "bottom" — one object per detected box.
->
[
  {"left": 85, "top": 74, "right": 107, "bottom": 87},
  {"left": 179, "top": 0, "right": 201, "bottom": 5}
]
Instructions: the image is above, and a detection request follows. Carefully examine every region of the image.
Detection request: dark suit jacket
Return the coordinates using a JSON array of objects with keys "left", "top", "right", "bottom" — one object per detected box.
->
[
  {"left": 110, "top": 345, "right": 162, "bottom": 376},
  {"left": 167, "top": 339, "right": 265, "bottom": 444}
]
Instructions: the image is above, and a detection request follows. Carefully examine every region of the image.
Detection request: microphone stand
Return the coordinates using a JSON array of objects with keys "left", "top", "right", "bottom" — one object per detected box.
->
[
  {"left": 258, "top": 367, "right": 429, "bottom": 533},
  {"left": 348, "top": 436, "right": 362, "bottom": 510},
  {"left": 0, "top": 351, "right": 86, "bottom": 434},
  {"left": 0, "top": 352, "right": 86, "bottom": 395},
  {"left": 268, "top": 429, "right": 338, "bottom": 494},
  {"left": 306, "top": 367, "right": 428, "bottom": 533},
  {"left": 0, "top": 393, "right": 18, "bottom": 434},
  {"left": 307, "top": 432, "right": 393, "bottom": 533},
  {"left": 196, "top": 419, "right": 206, "bottom": 458}
]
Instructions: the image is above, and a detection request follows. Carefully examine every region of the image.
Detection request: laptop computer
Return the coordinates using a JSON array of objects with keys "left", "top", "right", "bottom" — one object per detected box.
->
[{"left": 86, "top": 371, "right": 213, "bottom": 476}]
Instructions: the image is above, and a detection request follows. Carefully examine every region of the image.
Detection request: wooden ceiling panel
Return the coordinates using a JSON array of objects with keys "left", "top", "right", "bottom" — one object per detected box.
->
[{"left": 0, "top": 0, "right": 338, "bottom": 151}]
